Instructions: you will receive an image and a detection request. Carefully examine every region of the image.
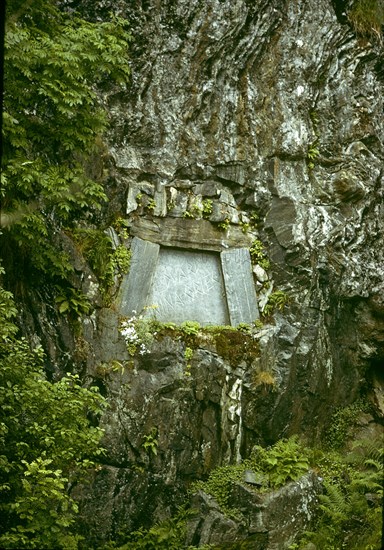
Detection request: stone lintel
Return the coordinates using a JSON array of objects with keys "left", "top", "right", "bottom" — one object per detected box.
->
[{"left": 129, "top": 217, "right": 253, "bottom": 252}]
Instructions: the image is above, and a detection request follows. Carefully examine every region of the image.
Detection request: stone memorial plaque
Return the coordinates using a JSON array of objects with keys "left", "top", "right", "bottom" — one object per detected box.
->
[
  {"left": 147, "top": 248, "right": 230, "bottom": 325},
  {"left": 118, "top": 236, "right": 259, "bottom": 326}
]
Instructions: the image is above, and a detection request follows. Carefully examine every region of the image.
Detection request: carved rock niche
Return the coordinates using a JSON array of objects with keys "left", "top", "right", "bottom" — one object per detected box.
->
[{"left": 118, "top": 220, "right": 259, "bottom": 326}]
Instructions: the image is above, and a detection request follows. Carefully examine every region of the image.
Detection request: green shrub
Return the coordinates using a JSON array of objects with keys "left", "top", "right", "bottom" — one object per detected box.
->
[
  {"left": 302, "top": 438, "right": 383, "bottom": 550},
  {"left": 307, "top": 142, "right": 320, "bottom": 170},
  {"left": 202, "top": 199, "right": 213, "bottom": 218},
  {"left": 142, "top": 428, "right": 159, "bottom": 456},
  {"left": 109, "top": 506, "right": 193, "bottom": 549},
  {"left": 120, "top": 314, "right": 158, "bottom": 356},
  {"left": 180, "top": 321, "right": 201, "bottom": 336},
  {"left": 0, "top": 288, "right": 106, "bottom": 549},
  {"left": 55, "top": 286, "right": 91, "bottom": 317},
  {"left": 250, "top": 436, "right": 310, "bottom": 487},
  {"left": 193, "top": 465, "right": 245, "bottom": 518},
  {"left": 2, "top": 0, "right": 131, "bottom": 280},
  {"left": 193, "top": 437, "right": 310, "bottom": 518},
  {"left": 325, "top": 400, "right": 369, "bottom": 450}
]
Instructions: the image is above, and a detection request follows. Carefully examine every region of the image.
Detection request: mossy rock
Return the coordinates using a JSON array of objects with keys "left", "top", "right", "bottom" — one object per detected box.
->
[{"left": 214, "top": 331, "right": 259, "bottom": 366}]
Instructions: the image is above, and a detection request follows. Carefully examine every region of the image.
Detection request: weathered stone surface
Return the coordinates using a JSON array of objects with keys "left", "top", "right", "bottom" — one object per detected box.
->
[
  {"left": 147, "top": 248, "right": 229, "bottom": 325},
  {"left": 129, "top": 216, "right": 254, "bottom": 251},
  {"left": 105, "top": 227, "right": 120, "bottom": 249},
  {"left": 167, "top": 187, "right": 189, "bottom": 217},
  {"left": 186, "top": 491, "right": 247, "bottom": 547},
  {"left": 253, "top": 264, "right": 269, "bottom": 283},
  {"left": 126, "top": 181, "right": 141, "bottom": 214},
  {"left": 210, "top": 199, "right": 239, "bottom": 224},
  {"left": 264, "top": 197, "right": 298, "bottom": 250},
  {"left": 216, "top": 163, "right": 246, "bottom": 185},
  {"left": 73, "top": 336, "right": 260, "bottom": 544},
  {"left": 193, "top": 181, "right": 221, "bottom": 197},
  {"left": 221, "top": 248, "right": 260, "bottom": 324},
  {"left": 153, "top": 183, "right": 167, "bottom": 217},
  {"left": 117, "top": 237, "right": 159, "bottom": 316},
  {"left": 186, "top": 472, "right": 322, "bottom": 549}
]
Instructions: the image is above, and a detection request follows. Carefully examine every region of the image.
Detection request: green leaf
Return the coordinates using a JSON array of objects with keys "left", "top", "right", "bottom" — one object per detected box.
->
[{"left": 58, "top": 301, "right": 69, "bottom": 313}]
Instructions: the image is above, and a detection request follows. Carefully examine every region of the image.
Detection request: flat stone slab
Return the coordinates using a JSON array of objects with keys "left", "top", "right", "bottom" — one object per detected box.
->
[
  {"left": 118, "top": 237, "right": 159, "bottom": 317},
  {"left": 147, "top": 248, "right": 230, "bottom": 326},
  {"left": 221, "top": 248, "right": 259, "bottom": 325}
]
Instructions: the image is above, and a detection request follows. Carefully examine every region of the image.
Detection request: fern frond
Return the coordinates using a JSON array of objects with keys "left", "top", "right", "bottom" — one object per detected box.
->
[
  {"left": 345, "top": 438, "right": 383, "bottom": 472},
  {"left": 350, "top": 469, "right": 383, "bottom": 493},
  {"left": 364, "top": 458, "right": 383, "bottom": 471},
  {"left": 319, "top": 483, "right": 349, "bottom": 521}
]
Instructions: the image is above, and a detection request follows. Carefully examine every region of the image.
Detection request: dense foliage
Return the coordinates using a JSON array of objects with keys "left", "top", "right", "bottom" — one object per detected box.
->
[
  {"left": 0, "top": 1, "right": 131, "bottom": 547},
  {"left": 0, "top": 269, "right": 107, "bottom": 549},
  {"left": 301, "top": 438, "right": 383, "bottom": 550},
  {"left": 1, "top": 0, "right": 131, "bottom": 281}
]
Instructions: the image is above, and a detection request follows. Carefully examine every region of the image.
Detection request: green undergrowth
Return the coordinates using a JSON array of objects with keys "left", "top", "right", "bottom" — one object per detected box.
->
[
  {"left": 2, "top": 0, "right": 131, "bottom": 285},
  {"left": 324, "top": 399, "right": 371, "bottom": 450},
  {"left": 102, "top": 506, "right": 194, "bottom": 550},
  {"left": 192, "top": 436, "right": 311, "bottom": 519},
  {"left": 0, "top": 279, "right": 107, "bottom": 550},
  {"left": 291, "top": 399, "right": 383, "bottom": 549},
  {"left": 101, "top": 429, "right": 383, "bottom": 550},
  {"left": 262, "top": 290, "right": 290, "bottom": 316},
  {"left": 249, "top": 239, "right": 270, "bottom": 271},
  {"left": 298, "top": 436, "right": 383, "bottom": 550}
]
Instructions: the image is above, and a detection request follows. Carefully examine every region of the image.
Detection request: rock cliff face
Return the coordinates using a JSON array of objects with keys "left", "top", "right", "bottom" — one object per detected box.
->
[
  {"left": 99, "top": 0, "right": 384, "bottom": 432},
  {"left": 15, "top": 0, "right": 384, "bottom": 546}
]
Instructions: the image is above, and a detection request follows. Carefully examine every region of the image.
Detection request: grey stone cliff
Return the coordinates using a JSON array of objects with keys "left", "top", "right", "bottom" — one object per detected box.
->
[{"left": 13, "top": 0, "right": 384, "bottom": 547}]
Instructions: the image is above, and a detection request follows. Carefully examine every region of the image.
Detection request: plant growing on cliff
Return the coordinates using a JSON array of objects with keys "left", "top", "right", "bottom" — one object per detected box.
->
[
  {"left": 180, "top": 320, "right": 201, "bottom": 336},
  {"left": 262, "top": 290, "right": 290, "bottom": 316},
  {"left": 249, "top": 239, "right": 270, "bottom": 270},
  {"left": 55, "top": 286, "right": 91, "bottom": 322},
  {"left": 325, "top": 400, "right": 369, "bottom": 449},
  {"left": 307, "top": 142, "right": 320, "bottom": 170},
  {"left": 142, "top": 428, "right": 159, "bottom": 456},
  {"left": 301, "top": 437, "right": 383, "bottom": 550},
  {"left": 71, "top": 228, "right": 131, "bottom": 300},
  {"left": 184, "top": 347, "right": 194, "bottom": 376},
  {"left": 120, "top": 310, "right": 159, "bottom": 356},
  {"left": 146, "top": 199, "right": 157, "bottom": 213},
  {"left": 202, "top": 199, "right": 213, "bottom": 218},
  {"left": 252, "top": 370, "right": 276, "bottom": 389},
  {"left": 251, "top": 436, "right": 310, "bottom": 487},
  {"left": 0, "top": 282, "right": 107, "bottom": 549},
  {"left": 111, "top": 506, "right": 193, "bottom": 549},
  {"left": 193, "top": 437, "right": 310, "bottom": 518},
  {"left": 1, "top": 0, "right": 131, "bottom": 282},
  {"left": 217, "top": 218, "right": 230, "bottom": 231},
  {"left": 348, "top": 0, "right": 384, "bottom": 43}
]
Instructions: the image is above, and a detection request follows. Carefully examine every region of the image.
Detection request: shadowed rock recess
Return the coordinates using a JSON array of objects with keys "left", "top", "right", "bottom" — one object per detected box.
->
[{"left": 14, "top": 0, "right": 384, "bottom": 547}]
